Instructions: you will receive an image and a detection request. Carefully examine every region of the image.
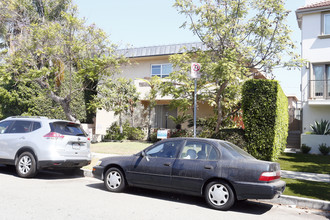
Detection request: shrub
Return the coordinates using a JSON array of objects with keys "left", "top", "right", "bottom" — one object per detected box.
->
[
  {"left": 170, "top": 129, "right": 192, "bottom": 138},
  {"left": 319, "top": 143, "right": 330, "bottom": 155},
  {"left": 104, "top": 121, "right": 145, "bottom": 141},
  {"left": 126, "top": 127, "right": 145, "bottom": 140},
  {"left": 149, "top": 129, "right": 159, "bottom": 143},
  {"left": 310, "top": 119, "right": 330, "bottom": 135},
  {"left": 212, "top": 128, "right": 247, "bottom": 151},
  {"left": 242, "top": 79, "right": 289, "bottom": 161},
  {"left": 104, "top": 122, "right": 126, "bottom": 141},
  {"left": 301, "top": 144, "right": 311, "bottom": 154}
]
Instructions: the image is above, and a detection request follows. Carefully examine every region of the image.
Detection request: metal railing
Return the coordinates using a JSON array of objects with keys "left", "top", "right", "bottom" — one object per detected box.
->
[{"left": 306, "top": 80, "right": 330, "bottom": 100}]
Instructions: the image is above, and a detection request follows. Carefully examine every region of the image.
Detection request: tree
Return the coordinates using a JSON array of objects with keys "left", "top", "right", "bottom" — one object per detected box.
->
[
  {"left": 0, "top": 0, "right": 126, "bottom": 121},
  {"left": 173, "top": 0, "right": 299, "bottom": 132},
  {"left": 140, "top": 76, "right": 162, "bottom": 140},
  {"left": 97, "top": 77, "right": 139, "bottom": 133}
]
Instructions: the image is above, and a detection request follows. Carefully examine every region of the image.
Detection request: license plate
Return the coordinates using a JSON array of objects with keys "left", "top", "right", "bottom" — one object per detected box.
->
[{"left": 72, "top": 143, "right": 81, "bottom": 150}]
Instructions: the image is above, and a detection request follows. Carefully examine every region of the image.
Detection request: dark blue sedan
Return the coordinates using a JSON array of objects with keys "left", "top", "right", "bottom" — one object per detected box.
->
[{"left": 92, "top": 137, "right": 285, "bottom": 210}]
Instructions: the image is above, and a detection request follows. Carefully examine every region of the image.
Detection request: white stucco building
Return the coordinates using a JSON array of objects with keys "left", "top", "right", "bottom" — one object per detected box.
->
[
  {"left": 296, "top": 0, "right": 330, "bottom": 152},
  {"left": 94, "top": 43, "right": 213, "bottom": 141}
]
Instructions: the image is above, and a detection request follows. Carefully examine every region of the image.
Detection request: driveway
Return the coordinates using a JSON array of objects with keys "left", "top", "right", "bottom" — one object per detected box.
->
[{"left": 0, "top": 165, "right": 328, "bottom": 220}]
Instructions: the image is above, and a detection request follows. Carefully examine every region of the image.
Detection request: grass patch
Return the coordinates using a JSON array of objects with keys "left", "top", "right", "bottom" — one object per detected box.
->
[
  {"left": 276, "top": 153, "right": 330, "bottom": 174},
  {"left": 282, "top": 178, "right": 330, "bottom": 201},
  {"left": 83, "top": 141, "right": 151, "bottom": 170},
  {"left": 91, "top": 141, "right": 151, "bottom": 155}
]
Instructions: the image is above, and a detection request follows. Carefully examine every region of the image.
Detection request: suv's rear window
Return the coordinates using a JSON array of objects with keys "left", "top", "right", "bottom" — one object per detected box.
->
[{"left": 50, "top": 122, "right": 86, "bottom": 137}]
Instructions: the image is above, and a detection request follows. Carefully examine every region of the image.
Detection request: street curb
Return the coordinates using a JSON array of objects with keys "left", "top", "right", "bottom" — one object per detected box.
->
[
  {"left": 82, "top": 168, "right": 330, "bottom": 211},
  {"left": 82, "top": 168, "right": 93, "bottom": 178},
  {"left": 259, "top": 195, "right": 330, "bottom": 211}
]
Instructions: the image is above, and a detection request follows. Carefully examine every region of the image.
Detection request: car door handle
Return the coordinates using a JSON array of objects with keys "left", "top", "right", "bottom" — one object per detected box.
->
[
  {"left": 204, "top": 165, "right": 213, "bottom": 170},
  {"left": 19, "top": 137, "right": 25, "bottom": 140},
  {"left": 163, "top": 163, "right": 171, "bottom": 167}
]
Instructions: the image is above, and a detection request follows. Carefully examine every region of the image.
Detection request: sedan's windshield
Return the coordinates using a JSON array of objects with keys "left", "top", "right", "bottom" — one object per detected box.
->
[{"left": 220, "top": 141, "right": 255, "bottom": 160}]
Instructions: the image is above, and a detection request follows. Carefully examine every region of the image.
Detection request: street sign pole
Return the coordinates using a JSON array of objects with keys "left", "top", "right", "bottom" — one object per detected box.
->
[
  {"left": 191, "top": 63, "right": 201, "bottom": 138},
  {"left": 194, "top": 78, "right": 197, "bottom": 138}
]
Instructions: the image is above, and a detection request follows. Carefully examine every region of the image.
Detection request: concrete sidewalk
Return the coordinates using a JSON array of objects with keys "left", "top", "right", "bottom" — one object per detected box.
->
[{"left": 281, "top": 170, "right": 330, "bottom": 183}]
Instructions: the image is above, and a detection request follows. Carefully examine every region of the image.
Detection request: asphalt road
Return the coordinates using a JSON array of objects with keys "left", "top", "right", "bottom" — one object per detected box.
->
[{"left": 0, "top": 165, "right": 328, "bottom": 220}]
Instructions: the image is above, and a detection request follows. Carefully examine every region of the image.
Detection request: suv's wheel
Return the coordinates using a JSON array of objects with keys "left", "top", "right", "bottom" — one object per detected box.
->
[
  {"left": 16, "top": 152, "right": 37, "bottom": 178},
  {"left": 204, "top": 180, "right": 235, "bottom": 211},
  {"left": 104, "top": 167, "right": 126, "bottom": 192}
]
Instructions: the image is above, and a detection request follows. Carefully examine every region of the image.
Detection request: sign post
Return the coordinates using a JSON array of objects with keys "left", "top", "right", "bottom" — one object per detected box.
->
[{"left": 191, "top": 63, "right": 201, "bottom": 138}]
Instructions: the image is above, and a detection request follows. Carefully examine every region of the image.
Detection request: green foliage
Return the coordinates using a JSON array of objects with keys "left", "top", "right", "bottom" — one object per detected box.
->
[
  {"left": 301, "top": 144, "right": 311, "bottom": 154},
  {"left": 211, "top": 129, "right": 247, "bottom": 151},
  {"left": 126, "top": 126, "right": 145, "bottom": 141},
  {"left": 169, "top": 114, "right": 191, "bottom": 129},
  {"left": 172, "top": 0, "right": 301, "bottom": 132},
  {"left": 149, "top": 129, "right": 159, "bottom": 143},
  {"left": 0, "top": 0, "right": 126, "bottom": 121},
  {"left": 140, "top": 77, "right": 162, "bottom": 140},
  {"left": 318, "top": 143, "right": 329, "bottom": 155},
  {"left": 310, "top": 119, "right": 330, "bottom": 135},
  {"left": 170, "top": 129, "right": 192, "bottom": 138},
  {"left": 104, "top": 121, "right": 145, "bottom": 141},
  {"left": 96, "top": 77, "right": 139, "bottom": 129},
  {"left": 242, "top": 79, "right": 289, "bottom": 161}
]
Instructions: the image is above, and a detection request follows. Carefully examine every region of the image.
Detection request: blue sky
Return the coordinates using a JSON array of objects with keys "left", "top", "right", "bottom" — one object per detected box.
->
[{"left": 75, "top": 0, "right": 305, "bottom": 98}]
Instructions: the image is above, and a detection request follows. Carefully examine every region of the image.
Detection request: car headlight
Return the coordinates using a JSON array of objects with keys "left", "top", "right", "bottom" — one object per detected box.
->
[{"left": 95, "top": 160, "right": 103, "bottom": 166}]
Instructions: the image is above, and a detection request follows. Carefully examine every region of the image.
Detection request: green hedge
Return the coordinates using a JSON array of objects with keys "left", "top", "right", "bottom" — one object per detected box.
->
[
  {"left": 211, "top": 128, "right": 247, "bottom": 151},
  {"left": 242, "top": 79, "right": 288, "bottom": 161}
]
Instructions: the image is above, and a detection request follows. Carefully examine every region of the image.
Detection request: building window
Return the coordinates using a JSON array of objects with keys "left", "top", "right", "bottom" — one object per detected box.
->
[
  {"left": 151, "top": 64, "right": 172, "bottom": 78},
  {"left": 323, "top": 13, "right": 330, "bottom": 35},
  {"left": 311, "top": 64, "right": 330, "bottom": 99}
]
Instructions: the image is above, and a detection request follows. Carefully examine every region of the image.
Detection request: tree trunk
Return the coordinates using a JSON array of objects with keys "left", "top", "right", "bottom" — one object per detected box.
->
[
  {"left": 215, "top": 81, "right": 229, "bottom": 133},
  {"left": 119, "top": 112, "right": 123, "bottom": 134},
  {"left": 36, "top": 79, "right": 77, "bottom": 122},
  {"left": 147, "top": 104, "right": 152, "bottom": 141}
]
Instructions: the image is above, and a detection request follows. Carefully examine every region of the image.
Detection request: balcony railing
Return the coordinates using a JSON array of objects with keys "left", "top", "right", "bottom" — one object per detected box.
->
[{"left": 308, "top": 80, "right": 330, "bottom": 100}]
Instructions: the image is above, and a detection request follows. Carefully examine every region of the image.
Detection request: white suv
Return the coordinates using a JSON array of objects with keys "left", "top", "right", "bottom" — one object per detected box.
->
[{"left": 0, "top": 116, "right": 91, "bottom": 177}]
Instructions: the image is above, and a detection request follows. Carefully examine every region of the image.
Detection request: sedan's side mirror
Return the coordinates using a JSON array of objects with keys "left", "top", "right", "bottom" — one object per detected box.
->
[{"left": 141, "top": 151, "right": 150, "bottom": 162}]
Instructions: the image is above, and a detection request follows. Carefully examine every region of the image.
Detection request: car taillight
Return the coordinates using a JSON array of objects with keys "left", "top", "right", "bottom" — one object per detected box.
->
[
  {"left": 43, "top": 132, "right": 64, "bottom": 139},
  {"left": 259, "top": 171, "right": 281, "bottom": 182}
]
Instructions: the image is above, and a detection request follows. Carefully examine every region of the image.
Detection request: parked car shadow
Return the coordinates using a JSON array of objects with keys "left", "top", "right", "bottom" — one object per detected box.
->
[
  {"left": 0, "top": 164, "right": 85, "bottom": 180},
  {"left": 86, "top": 183, "right": 273, "bottom": 214}
]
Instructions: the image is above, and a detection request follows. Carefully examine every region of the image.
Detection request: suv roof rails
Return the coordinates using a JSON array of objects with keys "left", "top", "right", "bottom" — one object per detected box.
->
[{"left": 7, "top": 116, "right": 49, "bottom": 119}]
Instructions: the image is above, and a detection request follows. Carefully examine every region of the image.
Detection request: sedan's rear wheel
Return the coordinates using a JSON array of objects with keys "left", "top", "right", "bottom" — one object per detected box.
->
[
  {"left": 104, "top": 168, "right": 126, "bottom": 192},
  {"left": 16, "top": 152, "right": 37, "bottom": 178},
  {"left": 204, "top": 180, "right": 235, "bottom": 211}
]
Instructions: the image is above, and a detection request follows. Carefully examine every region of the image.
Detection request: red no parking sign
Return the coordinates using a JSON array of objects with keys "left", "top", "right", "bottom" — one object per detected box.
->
[{"left": 191, "top": 63, "right": 201, "bottom": 78}]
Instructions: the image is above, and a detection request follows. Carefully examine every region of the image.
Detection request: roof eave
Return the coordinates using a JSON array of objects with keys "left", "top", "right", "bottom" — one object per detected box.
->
[{"left": 296, "top": 5, "right": 330, "bottom": 29}]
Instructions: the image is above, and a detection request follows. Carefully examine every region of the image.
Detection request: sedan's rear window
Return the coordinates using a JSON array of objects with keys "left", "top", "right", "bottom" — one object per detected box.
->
[
  {"left": 50, "top": 122, "right": 86, "bottom": 137},
  {"left": 220, "top": 141, "right": 255, "bottom": 160}
]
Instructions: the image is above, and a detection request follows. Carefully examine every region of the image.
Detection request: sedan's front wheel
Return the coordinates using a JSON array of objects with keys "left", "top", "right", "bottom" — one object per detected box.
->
[
  {"left": 104, "top": 168, "right": 126, "bottom": 192},
  {"left": 204, "top": 180, "right": 235, "bottom": 211},
  {"left": 16, "top": 152, "right": 37, "bottom": 178}
]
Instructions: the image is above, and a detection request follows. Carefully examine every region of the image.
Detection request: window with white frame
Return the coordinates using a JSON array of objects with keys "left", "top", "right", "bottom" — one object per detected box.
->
[
  {"left": 151, "top": 64, "right": 172, "bottom": 78},
  {"left": 323, "top": 13, "right": 330, "bottom": 35},
  {"left": 311, "top": 64, "right": 330, "bottom": 99}
]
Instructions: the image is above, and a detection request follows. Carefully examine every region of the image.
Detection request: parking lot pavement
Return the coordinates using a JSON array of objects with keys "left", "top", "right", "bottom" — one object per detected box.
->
[{"left": 0, "top": 165, "right": 329, "bottom": 220}]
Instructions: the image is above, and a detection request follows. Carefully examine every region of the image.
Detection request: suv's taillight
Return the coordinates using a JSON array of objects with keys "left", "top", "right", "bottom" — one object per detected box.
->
[
  {"left": 259, "top": 171, "right": 281, "bottom": 182},
  {"left": 44, "top": 132, "right": 64, "bottom": 139}
]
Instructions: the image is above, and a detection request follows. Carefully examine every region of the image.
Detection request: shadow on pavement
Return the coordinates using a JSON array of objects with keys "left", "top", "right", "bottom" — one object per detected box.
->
[
  {"left": 0, "top": 164, "right": 85, "bottom": 180},
  {"left": 86, "top": 182, "right": 273, "bottom": 214}
]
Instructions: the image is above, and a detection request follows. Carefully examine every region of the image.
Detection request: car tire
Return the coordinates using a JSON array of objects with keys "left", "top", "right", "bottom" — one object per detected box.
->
[
  {"left": 104, "top": 167, "right": 126, "bottom": 192},
  {"left": 16, "top": 152, "right": 37, "bottom": 178},
  {"left": 204, "top": 180, "right": 235, "bottom": 211}
]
